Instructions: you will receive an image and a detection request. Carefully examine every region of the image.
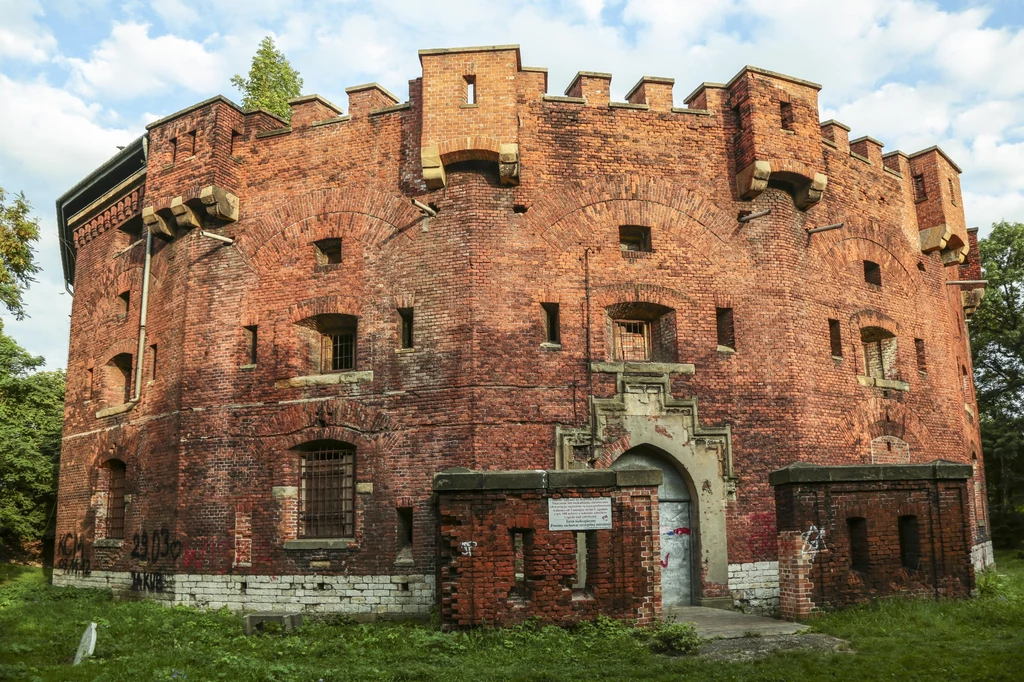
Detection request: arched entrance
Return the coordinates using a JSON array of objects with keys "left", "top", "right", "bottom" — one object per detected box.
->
[{"left": 612, "top": 446, "right": 694, "bottom": 606}]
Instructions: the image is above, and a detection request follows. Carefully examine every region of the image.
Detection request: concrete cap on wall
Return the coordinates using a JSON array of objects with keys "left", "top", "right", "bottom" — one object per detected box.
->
[
  {"left": 769, "top": 460, "right": 973, "bottom": 486},
  {"left": 433, "top": 467, "right": 662, "bottom": 492}
]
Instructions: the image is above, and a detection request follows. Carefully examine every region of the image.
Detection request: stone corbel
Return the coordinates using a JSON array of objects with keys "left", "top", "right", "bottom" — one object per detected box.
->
[
  {"left": 499, "top": 143, "right": 520, "bottom": 186},
  {"left": 735, "top": 160, "right": 771, "bottom": 200},
  {"left": 919, "top": 224, "right": 951, "bottom": 253},
  {"left": 142, "top": 206, "right": 174, "bottom": 238},
  {"left": 421, "top": 146, "right": 446, "bottom": 190},
  {"left": 962, "top": 288, "right": 985, "bottom": 318},
  {"left": 794, "top": 172, "right": 828, "bottom": 210},
  {"left": 200, "top": 185, "right": 239, "bottom": 222},
  {"left": 170, "top": 196, "right": 201, "bottom": 230},
  {"left": 940, "top": 243, "right": 969, "bottom": 265}
]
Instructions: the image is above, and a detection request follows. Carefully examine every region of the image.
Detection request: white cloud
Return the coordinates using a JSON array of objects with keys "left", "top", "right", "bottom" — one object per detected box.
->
[
  {"left": 826, "top": 83, "right": 954, "bottom": 152},
  {"left": 0, "top": 0, "right": 58, "bottom": 63},
  {"left": 149, "top": 0, "right": 201, "bottom": 30},
  {"left": 63, "top": 21, "right": 225, "bottom": 100}
]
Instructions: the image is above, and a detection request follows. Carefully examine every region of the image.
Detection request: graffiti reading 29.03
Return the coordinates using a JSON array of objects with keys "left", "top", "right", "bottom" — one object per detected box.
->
[
  {"left": 801, "top": 524, "right": 827, "bottom": 560},
  {"left": 130, "top": 527, "right": 183, "bottom": 564}
]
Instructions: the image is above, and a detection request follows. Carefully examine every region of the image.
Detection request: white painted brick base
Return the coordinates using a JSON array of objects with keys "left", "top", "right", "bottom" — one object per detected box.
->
[
  {"left": 52, "top": 569, "right": 435, "bottom": 616},
  {"left": 972, "top": 541, "right": 995, "bottom": 573},
  {"left": 728, "top": 561, "right": 780, "bottom": 615}
]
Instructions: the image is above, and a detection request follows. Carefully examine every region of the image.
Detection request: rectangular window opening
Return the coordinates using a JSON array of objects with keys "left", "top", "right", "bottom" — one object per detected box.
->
[
  {"left": 399, "top": 308, "right": 414, "bottom": 349},
  {"left": 613, "top": 320, "right": 650, "bottom": 361},
  {"left": 848, "top": 517, "right": 869, "bottom": 572},
  {"left": 572, "top": 531, "right": 589, "bottom": 592},
  {"left": 397, "top": 507, "right": 413, "bottom": 552},
  {"left": 913, "top": 174, "right": 927, "bottom": 202},
  {"left": 86, "top": 367, "right": 94, "bottom": 401},
  {"left": 948, "top": 177, "right": 956, "bottom": 205},
  {"left": 314, "top": 238, "right": 343, "bottom": 266},
  {"left": 829, "top": 318, "right": 843, "bottom": 358},
  {"left": 898, "top": 515, "right": 920, "bottom": 570},
  {"left": 780, "top": 101, "right": 794, "bottom": 130},
  {"left": 300, "top": 447, "right": 355, "bottom": 538},
  {"left": 509, "top": 529, "right": 533, "bottom": 601},
  {"left": 864, "top": 260, "right": 882, "bottom": 287},
  {"left": 230, "top": 130, "right": 242, "bottom": 157},
  {"left": 244, "top": 325, "right": 258, "bottom": 365},
  {"left": 169, "top": 137, "right": 178, "bottom": 163},
  {"left": 915, "top": 338, "right": 926, "bottom": 372},
  {"left": 619, "top": 225, "right": 652, "bottom": 253},
  {"left": 464, "top": 75, "right": 476, "bottom": 104},
  {"left": 118, "top": 291, "right": 130, "bottom": 316},
  {"left": 542, "top": 302, "right": 560, "bottom": 344},
  {"left": 716, "top": 307, "right": 736, "bottom": 350},
  {"left": 106, "top": 461, "right": 126, "bottom": 540},
  {"left": 149, "top": 344, "right": 158, "bottom": 381}
]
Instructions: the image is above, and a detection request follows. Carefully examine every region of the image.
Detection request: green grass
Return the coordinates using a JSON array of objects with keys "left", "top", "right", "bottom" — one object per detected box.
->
[{"left": 2, "top": 552, "right": 1023, "bottom": 681}]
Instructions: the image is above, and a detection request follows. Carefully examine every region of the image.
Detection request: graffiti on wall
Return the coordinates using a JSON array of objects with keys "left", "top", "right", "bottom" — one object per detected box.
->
[
  {"left": 57, "top": 533, "right": 91, "bottom": 576},
  {"left": 130, "top": 571, "right": 168, "bottom": 593},
  {"left": 182, "top": 537, "right": 228, "bottom": 571},
  {"left": 459, "top": 541, "right": 477, "bottom": 557},
  {"left": 130, "top": 527, "right": 184, "bottom": 564},
  {"left": 800, "top": 525, "right": 827, "bottom": 560}
]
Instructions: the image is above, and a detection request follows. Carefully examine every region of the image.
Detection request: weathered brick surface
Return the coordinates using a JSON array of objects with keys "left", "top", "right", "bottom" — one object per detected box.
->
[{"left": 56, "top": 45, "right": 988, "bottom": 616}]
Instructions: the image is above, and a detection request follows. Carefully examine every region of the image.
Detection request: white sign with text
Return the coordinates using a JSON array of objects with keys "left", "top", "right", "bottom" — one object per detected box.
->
[{"left": 548, "top": 497, "right": 613, "bottom": 531}]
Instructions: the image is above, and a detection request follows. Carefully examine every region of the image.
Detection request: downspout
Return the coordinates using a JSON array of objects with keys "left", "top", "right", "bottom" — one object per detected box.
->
[
  {"left": 584, "top": 247, "right": 596, "bottom": 458},
  {"left": 131, "top": 135, "right": 153, "bottom": 403}
]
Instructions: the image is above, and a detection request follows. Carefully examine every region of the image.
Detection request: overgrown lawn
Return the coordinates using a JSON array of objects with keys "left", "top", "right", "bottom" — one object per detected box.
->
[{"left": 1, "top": 553, "right": 1022, "bottom": 681}]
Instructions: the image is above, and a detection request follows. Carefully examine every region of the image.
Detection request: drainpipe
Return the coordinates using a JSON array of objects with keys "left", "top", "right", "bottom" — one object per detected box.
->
[{"left": 131, "top": 228, "right": 153, "bottom": 402}]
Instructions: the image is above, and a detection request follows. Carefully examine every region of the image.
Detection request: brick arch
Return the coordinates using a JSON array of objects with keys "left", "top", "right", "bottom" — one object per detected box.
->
[
  {"left": 236, "top": 187, "right": 424, "bottom": 274},
  {"left": 287, "top": 295, "right": 363, "bottom": 325},
  {"left": 591, "top": 283, "right": 696, "bottom": 310},
  {"left": 436, "top": 136, "right": 502, "bottom": 164},
  {"left": 849, "top": 308, "right": 900, "bottom": 334},
  {"left": 841, "top": 398, "right": 934, "bottom": 455},
  {"left": 244, "top": 398, "right": 392, "bottom": 441},
  {"left": 820, "top": 236, "right": 914, "bottom": 298},
  {"left": 529, "top": 176, "right": 745, "bottom": 265}
]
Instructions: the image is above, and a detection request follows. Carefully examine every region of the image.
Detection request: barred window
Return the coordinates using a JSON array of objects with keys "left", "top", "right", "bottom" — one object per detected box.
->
[
  {"left": 613, "top": 320, "right": 650, "bottom": 361},
  {"left": 323, "top": 331, "right": 355, "bottom": 372},
  {"left": 106, "top": 460, "right": 126, "bottom": 540},
  {"left": 298, "top": 442, "right": 355, "bottom": 538}
]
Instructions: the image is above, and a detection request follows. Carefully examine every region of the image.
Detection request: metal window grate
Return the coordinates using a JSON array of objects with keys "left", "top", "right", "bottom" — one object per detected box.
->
[
  {"left": 300, "top": 447, "right": 355, "bottom": 538},
  {"left": 323, "top": 332, "right": 354, "bottom": 372},
  {"left": 614, "top": 320, "right": 650, "bottom": 361},
  {"left": 107, "top": 461, "right": 126, "bottom": 540}
]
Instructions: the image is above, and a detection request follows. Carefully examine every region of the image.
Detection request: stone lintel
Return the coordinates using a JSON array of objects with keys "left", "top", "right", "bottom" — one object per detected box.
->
[
  {"left": 432, "top": 467, "right": 661, "bottom": 492},
  {"left": 282, "top": 539, "right": 352, "bottom": 550},
  {"left": 271, "top": 486, "right": 298, "bottom": 499},
  {"left": 590, "top": 361, "right": 695, "bottom": 375},
  {"left": 274, "top": 371, "right": 373, "bottom": 389},
  {"left": 769, "top": 460, "right": 972, "bottom": 486}
]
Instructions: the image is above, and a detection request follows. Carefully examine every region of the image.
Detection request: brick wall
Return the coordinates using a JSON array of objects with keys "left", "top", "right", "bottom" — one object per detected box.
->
[
  {"left": 772, "top": 462, "right": 974, "bottom": 619},
  {"left": 434, "top": 468, "right": 661, "bottom": 629}
]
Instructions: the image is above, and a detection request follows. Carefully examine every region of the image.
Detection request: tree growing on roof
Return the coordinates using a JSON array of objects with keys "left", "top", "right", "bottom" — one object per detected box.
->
[{"left": 230, "top": 36, "right": 304, "bottom": 121}]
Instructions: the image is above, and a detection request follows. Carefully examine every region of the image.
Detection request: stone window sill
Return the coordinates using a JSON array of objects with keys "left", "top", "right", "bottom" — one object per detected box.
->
[
  {"left": 395, "top": 348, "right": 417, "bottom": 354},
  {"left": 540, "top": 342, "right": 562, "bottom": 351},
  {"left": 591, "top": 361, "right": 695, "bottom": 375},
  {"left": 716, "top": 345, "right": 736, "bottom": 354},
  {"left": 94, "top": 538, "right": 123, "bottom": 549},
  {"left": 239, "top": 364, "right": 257, "bottom": 370},
  {"left": 283, "top": 538, "right": 355, "bottom": 551},
  {"left": 856, "top": 375, "right": 909, "bottom": 391},
  {"left": 275, "top": 371, "right": 373, "bottom": 389},
  {"left": 459, "top": 103, "right": 479, "bottom": 109},
  {"left": 96, "top": 400, "right": 138, "bottom": 419}
]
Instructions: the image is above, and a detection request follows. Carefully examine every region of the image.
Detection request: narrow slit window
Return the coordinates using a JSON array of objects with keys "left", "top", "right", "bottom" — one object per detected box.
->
[
  {"left": 780, "top": 101, "right": 794, "bottom": 130},
  {"left": 913, "top": 174, "right": 927, "bottom": 202},
  {"left": 619, "top": 225, "right": 652, "bottom": 253},
  {"left": 898, "top": 515, "right": 920, "bottom": 570},
  {"left": 915, "top": 338, "right": 926, "bottom": 372},
  {"left": 118, "top": 291, "right": 130, "bottom": 316},
  {"left": 573, "top": 531, "right": 588, "bottom": 591},
  {"left": 848, "top": 517, "right": 869, "bottom": 571},
  {"left": 397, "top": 507, "right": 413, "bottom": 560},
  {"left": 86, "top": 368, "right": 94, "bottom": 401},
  {"left": 399, "top": 308, "right": 414, "bottom": 349},
  {"left": 149, "top": 344, "right": 158, "bottom": 381},
  {"left": 716, "top": 307, "right": 735, "bottom": 350},
  {"left": 244, "top": 325, "right": 258, "bottom": 365},
  {"left": 509, "top": 529, "right": 533, "bottom": 601},
  {"left": 542, "top": 302, "right": 560, "bottom": 344},
  {"left": 864, "top": 260, "right": 882, "bottom": 287},
  {"left": 110, "top": 353, "right": 133, "bottom": 404},
  {"left": 230, "top": 130, "right": 242, "bottom": 157},
  {"left": 182, "top": 130, "right": 196, "bottom": 157},
  {"left": 948, "top": 178, "right": 956, "bottom": 205},
  {"left": 465, "top": 75, "right": 476, "bottom": 104},
  {"left": 829, "top": 319, "right": 843, "bottom": 358},
  {"left": 169, "top": 137, "right": 178, "bottom": 163},
  {"left": 106, "top": 460, "right": 127, "bottom": 540}
]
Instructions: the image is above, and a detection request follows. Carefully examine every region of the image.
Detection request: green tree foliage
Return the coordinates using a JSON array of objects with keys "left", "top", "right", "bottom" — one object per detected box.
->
[
  {"left": 0, "top": 324, "right": 64, "bottom": 554},
  {"left": 970, "top": 221, "right": 1024, "bottom": 547},
  {"left": 0, "top": 187, "right": 41, "bottom": 320},
  {"left": 230, "top": 36, "right": 303, "bottom": 121}
]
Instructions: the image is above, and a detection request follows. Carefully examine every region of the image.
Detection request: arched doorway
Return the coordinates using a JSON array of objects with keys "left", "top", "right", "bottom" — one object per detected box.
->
[{"left": 612, "top": 446, "right": 694, "bottom": 606}]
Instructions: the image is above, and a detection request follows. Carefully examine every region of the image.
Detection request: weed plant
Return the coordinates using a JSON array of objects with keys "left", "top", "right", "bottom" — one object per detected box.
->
[{"left": 1, "top": 553, "right": 1023, "bottom": 681}]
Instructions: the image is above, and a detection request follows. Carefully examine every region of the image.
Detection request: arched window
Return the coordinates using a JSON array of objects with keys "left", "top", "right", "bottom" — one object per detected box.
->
[
  {"left": 106, "top": 353, "right": 134, "bottom": 404},
  {"left": 106, "top": 460, "right": 127, "bottom": 540},
  {"left": 860, "top": 327, "right": 897, "bottom": 380},
  {"left": 295, "top": 440, "right": 355, "bottom": 538}
]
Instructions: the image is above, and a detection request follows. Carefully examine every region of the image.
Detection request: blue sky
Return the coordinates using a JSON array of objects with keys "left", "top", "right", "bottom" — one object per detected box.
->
[{"left": 2, "top": 0, "right": 1024, "bottom": 370}]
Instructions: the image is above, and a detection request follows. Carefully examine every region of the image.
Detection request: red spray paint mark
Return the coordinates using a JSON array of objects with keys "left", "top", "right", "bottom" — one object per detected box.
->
[{"left": 660, "top": 553, "right": 670, "bottom": 568}]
